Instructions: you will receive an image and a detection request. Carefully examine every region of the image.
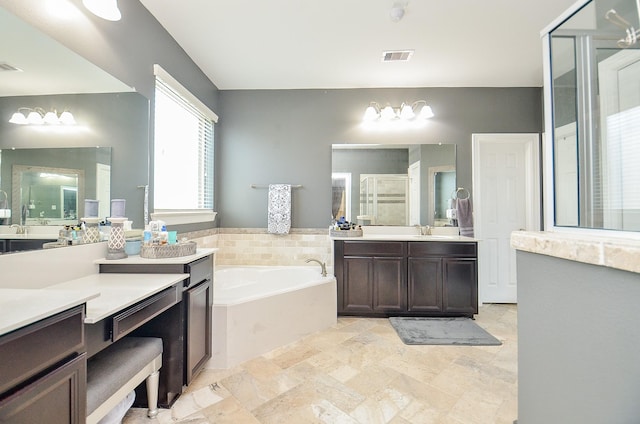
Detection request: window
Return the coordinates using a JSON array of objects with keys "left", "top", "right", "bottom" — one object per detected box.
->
[{"left": 152, "top": 65, "right": 217, "bottom": 225}]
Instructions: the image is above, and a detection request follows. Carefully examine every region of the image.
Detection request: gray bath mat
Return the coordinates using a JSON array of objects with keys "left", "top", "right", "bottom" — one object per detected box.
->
[{"left": 389, "top": 317, "right": 502, "bottom": 346}]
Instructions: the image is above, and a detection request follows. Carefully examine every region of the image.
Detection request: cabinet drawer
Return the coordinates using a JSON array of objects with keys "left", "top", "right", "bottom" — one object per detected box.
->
[
  {"left": 408, "top": 242, "right": 476, "bottom": 257},
  {"left": 0, "top": 305, "right": 84, "bottom": 395},
  {"left": 112, "top": 285, "right": 180, "bottom": 342},
  {"left": 343, "top": 241, "right": 406, "bottom": 256},
  {"left": 185, "top": 255, "right": 213, "bottom": 287}
]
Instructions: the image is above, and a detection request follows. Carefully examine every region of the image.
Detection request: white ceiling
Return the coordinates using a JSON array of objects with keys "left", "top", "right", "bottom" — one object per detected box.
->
[{"left": 139, "top": 0, "right": 579, "bottom": 90}]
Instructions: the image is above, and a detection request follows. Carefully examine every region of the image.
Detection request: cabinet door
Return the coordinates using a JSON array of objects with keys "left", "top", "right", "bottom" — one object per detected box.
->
[
  {"left": 342, "top": 257, "right": 375, "bottom": 314},
  {"left": 372, "top": 257, "right": 406, "bottom": 313},
  {"left": 185, "top": 280, "right": 212, "bottom": 384},
  {"left": 408, "top": 257, "right": 442, "bottom": 313},
  {"left": 0, "top": 353, "right": 86, "bottom": 424},
  {"left": 442, "top": 258, "right": 478, "bottom": 315}
]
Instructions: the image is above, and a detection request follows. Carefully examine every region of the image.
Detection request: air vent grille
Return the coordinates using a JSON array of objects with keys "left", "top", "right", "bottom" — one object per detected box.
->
[
  {"left": 0, "top": 62, "right": 22, "bottom": 72},
  {"left": 381, "top": 50, "right": 414, "bottom": 62}
]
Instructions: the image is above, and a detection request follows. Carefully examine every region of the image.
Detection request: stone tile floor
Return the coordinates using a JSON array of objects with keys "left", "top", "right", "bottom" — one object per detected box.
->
[{"left": 123, "top": 304, "right": 517, "bottom": 424}]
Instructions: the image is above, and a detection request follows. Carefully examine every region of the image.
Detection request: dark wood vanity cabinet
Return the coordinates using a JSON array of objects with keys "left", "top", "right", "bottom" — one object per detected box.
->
[
  {"left": 408, "top": 242, "right": 478, "bottom": 316},
  {"left": 0, "top": 305, "right": 86, "bottom": 423},
  {"left": 99, "top": 253, "right": 213, "bottom": 401},
  {"left": 335, "top": 241, "right": 406, "bottom": 315},
  {"left": 335, "top": 240, "right": 478, "bottom": 317}
]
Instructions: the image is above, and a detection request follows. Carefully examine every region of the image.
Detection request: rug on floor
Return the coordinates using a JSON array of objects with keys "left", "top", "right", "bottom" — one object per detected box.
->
[{"left": 389, "top": 316, "right": 502, "bottom": 346}]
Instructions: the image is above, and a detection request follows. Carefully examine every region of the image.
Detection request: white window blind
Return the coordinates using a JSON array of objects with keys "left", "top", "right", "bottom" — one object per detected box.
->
[{"left": 153, "top": 69, "right": 214, "bottom": 213}]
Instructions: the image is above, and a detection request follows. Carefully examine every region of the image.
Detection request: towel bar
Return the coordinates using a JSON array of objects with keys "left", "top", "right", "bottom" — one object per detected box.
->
[{"left": 250, "top": 184, "right": 302, "bottom": 189}]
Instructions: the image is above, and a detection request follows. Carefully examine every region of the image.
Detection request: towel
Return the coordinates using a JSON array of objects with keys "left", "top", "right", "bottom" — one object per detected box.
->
[
  {"left": 456, "top": 198, "right": 474, "bottom": 237},
  {"left": 268, "top": 184, "right": 291, "bottom": 235}
]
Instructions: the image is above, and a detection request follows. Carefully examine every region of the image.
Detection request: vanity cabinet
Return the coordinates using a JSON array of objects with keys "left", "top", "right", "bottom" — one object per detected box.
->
[
  {"left": 99, "top": 253, "right": 213, "bottom": 401},
  {"left": 408, "top": 242, "right": 477, "bottom": 315},
  {"left": 0, "top": 305, "right": 86, "bottom": 423},
  {"left": 334, "top": 240, "right": 478, "bottom": 317},
  {"left": 0, "top": 238, "right": 56, "bottom": 253},
  {"left": 335, "top": 241, "right": 406, "bottom": 314}
]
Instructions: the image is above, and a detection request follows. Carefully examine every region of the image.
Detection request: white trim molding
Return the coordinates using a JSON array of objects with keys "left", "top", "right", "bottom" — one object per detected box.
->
[{"left": 151, "top": 210, "right": 217, "bottom": 226}]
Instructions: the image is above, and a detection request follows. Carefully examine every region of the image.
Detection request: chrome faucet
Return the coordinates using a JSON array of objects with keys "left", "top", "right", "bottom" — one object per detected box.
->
[
  {"left": 11, "top": 224, "right": 26, "bottom": 235},
  {"left": 305, "top": 258, "right": 327, "bottom": 277}
]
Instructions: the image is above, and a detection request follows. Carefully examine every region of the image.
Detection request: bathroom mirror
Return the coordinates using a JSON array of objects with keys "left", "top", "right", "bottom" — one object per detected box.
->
[
  {"left": 331, "top": 144, "right": 456, "bottom": 226},
  {"left": 550, "top": 0, "right": 640, "bottom": 231},
  {"left": 0, "top": 6, "right": 150, "bottom": 232}
]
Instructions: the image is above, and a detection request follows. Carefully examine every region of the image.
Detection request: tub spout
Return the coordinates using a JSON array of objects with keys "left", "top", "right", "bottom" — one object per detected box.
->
[{"left": 305, "top": 258, "right": 327, "bottom": 277}]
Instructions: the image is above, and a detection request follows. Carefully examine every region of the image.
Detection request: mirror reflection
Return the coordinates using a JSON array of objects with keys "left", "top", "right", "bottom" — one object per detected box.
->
[
  {"left": 0, "top": 6, "right": 149, "bottom": 243},
  {"left": 550, "top": 0, "right": 640, "bottom": 231},
  {"left": 2, "top": 148, "right": 111, "bottom": 225},
  {"left": 331, "top": 144, "right": 456, "bottom": 227}
]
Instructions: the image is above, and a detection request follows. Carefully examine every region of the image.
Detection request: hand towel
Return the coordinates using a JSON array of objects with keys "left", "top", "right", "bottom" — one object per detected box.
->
[
  {"left": 456, "top": 197, "right": 474, "bottom": 237},
  {"left": 268, "top": 184, "right": 291, "bottom": 235}
]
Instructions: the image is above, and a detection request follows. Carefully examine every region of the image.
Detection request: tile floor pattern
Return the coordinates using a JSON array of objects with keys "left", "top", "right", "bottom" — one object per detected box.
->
[{"left": 123, "top": 304, "right": 517, "bottom": 424}]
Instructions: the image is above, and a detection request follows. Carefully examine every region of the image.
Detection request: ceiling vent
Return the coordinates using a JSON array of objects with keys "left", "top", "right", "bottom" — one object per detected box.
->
[
  {"left": 0, "top": 62, "right": 22, "bottom": 72},
  {"left": 381, "top": 50, "right": 414, "bottom": 62}
]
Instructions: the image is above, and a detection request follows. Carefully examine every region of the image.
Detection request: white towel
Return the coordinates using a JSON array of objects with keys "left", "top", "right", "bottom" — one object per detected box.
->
[
  {"left": 456, "top": 198, "right": 474, "bottom": 237},
  {"left": 268, "top": 184, "right": 291, "bottom": 234}
]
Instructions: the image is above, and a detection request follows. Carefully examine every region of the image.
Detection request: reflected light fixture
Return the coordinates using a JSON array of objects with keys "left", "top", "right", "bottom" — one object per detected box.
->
[
  {"left": 82, "top": 0, "right": 121, "bottom": 21},
  {"left": 8, "top": 108, "right": 77, "bottom": 126},
  {"left": 363, "top": 100, "right": 434, "bottom": 122}
]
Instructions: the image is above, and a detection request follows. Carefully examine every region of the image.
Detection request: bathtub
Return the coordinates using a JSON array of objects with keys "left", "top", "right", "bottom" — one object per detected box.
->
[{"left": 208, "top": 266, "right": 337, "bottom": 368}]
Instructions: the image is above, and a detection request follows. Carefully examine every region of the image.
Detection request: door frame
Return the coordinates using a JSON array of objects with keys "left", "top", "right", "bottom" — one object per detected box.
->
[{"left": 472, "top": 133, "right": 541, "bottom": 303}]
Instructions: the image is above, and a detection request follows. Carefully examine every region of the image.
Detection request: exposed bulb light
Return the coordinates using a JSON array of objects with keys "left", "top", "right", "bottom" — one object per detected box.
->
[
  {"left": 362, "top": 100, "right": 434, "bottom": 123},
  {"left": 82, "top": 0, "right": 121, "bottom": 21}
]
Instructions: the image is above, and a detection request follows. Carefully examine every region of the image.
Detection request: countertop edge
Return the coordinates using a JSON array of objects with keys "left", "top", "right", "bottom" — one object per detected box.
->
[
  {"left": 93, "top": 247, "right": 217, "bottom": 265},
  {"left": 511, "top": 231, "right": 640, "bottom": 274}
]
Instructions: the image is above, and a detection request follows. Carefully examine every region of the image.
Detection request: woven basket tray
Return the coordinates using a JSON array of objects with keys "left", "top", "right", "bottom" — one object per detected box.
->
[
  {"left": 140, "top": 241, "right": 197, "bottom": 259},
  {"left": 330, "top": 228, "right": 363, "bottom": 238}
]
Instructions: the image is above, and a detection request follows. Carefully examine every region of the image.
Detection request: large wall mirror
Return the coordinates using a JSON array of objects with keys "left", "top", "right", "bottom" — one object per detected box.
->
[
  {"left": 550, "top": 0, "right": 640, "bottom": 232},
  {"left": 331, "top": 144, "right": 456, "bottom": 227},
  {"left": 0, "top": 6, "right": 150, "bottom": 237}
]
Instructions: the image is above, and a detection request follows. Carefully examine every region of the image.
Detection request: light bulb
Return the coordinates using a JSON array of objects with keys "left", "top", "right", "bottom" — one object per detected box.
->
[
  {"left": 399, "top": 104, "right": 415, "bottom": 120},
  {"left": 363, "top": 105, "right": 379, "bottom": 121},
  {"left": 44, "top": 111, "right": 60, "bottom": 125},
  {"left": 9, "top": 112, "right": 27, "bottom": 125},
  {"left": 59, "top": 111, "right": 76, "bottom": 125},
  {"left": 380, "top": 105, "right": 396, "bottom": 121},
  {"left": 418, "top": 105, "right": 434, "bottom": 119},
  {"left": 27, "top": 111, "right": 44, "bottom": 125}
]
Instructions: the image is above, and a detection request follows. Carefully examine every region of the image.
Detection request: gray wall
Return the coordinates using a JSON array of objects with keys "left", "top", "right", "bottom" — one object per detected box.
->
[
  {"left": 517, "top": 251, "right": 640, "bottom": 423},
  {"left": 218, "top": 88, "right": 543, "bottom": 228}
]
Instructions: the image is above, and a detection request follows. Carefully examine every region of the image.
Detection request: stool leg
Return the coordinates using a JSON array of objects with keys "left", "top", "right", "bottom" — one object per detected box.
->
[{"left": 146, "top": 370, "right": 160, "bottom": 418}]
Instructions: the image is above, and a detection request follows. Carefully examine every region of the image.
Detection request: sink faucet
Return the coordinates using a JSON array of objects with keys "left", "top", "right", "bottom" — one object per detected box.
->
[
  {"left": 11, "top": 224, "right": 26, "bottom": 235},
  {"left": 305, "top": 258, "right": 327, "bottom": 277},
  {"left": 414, "top": 225, "right": 431, "bottom": 235}
]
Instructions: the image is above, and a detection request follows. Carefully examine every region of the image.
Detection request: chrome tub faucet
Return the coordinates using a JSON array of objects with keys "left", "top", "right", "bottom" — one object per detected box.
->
[{"left": 305, "top": 258, "right": 327, "bottom": 277}]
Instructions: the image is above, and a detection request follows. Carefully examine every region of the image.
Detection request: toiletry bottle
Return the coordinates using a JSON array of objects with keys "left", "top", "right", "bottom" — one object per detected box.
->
[{"left": 159, "top": 225, "right": 169, "bottom": 245}]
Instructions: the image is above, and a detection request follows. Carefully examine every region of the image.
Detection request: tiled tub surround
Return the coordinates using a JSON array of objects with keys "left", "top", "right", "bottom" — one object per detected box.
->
[
  {"left": 188, "top": 228, "right": 333, "bottom": 267},
  {"left": 510, "top": 230, "right": 640, "bottom": 274}
]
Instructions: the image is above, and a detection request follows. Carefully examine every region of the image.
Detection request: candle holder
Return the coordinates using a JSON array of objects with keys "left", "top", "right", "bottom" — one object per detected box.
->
[
  {"left": 106, "top": 217, "right": 128, "bottom": 259},
  {"left": 82, "top": 217, "right": 101, "bottom": 244}
]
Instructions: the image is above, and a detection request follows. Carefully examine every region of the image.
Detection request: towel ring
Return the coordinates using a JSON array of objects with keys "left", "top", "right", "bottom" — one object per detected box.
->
[{"left": 451, "top": 187, "right": 470, "bottom": 200}]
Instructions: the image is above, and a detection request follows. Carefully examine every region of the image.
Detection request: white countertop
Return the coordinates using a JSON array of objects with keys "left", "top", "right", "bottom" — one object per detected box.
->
[
  {"left": 47, "top": 273, "right": 189, "bottom": 323},
  {"left": 0, "top": 234, "right": 58, "bottom": 240},
  {"left": 93, "top": 248, "right": 217, "bottom": 265},
  {"left": 0, "top": 288, "right": 99, "bottom": 336},
  {"left": 331, "top": 234, "right": 478, "bottom": 242}
]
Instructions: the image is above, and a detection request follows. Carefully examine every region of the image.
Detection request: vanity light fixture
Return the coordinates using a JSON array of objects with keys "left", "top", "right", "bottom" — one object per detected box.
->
[
  {"left": 8, "top": 108, "right": 77, "bottom": 126},
  {"left": 363, "top": 100, "right": 434, "bottom": 122},
  {"left": 82, "top": 0, "right": 122, "bottom": 21}
]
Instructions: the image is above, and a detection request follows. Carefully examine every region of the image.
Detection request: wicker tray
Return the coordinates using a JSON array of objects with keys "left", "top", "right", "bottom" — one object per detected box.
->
[
  {"left": 140, "top": 241, "right": 197, "bottom": 259},
  {"left": 330, "top": 228, "right": 363, "bottom": 238}
]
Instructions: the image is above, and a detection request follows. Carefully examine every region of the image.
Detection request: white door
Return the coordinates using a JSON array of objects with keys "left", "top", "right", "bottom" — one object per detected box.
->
[{"left": 472, "top": 133, "right": 540, "bottom": 303}]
